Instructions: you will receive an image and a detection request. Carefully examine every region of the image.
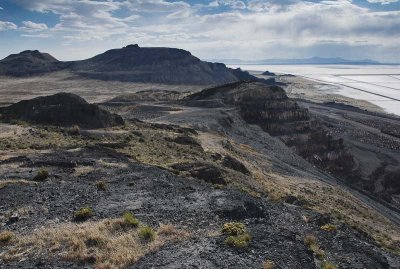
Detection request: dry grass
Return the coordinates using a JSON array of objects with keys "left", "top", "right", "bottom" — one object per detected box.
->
[
  {"left": 1, "top": 218, "right": 188, "bottom": 269},
  {"left": 0, "top": 179, "right": 36, "bottom": 189},
  {"left": 263, "top": 260, "right": 276, "bottom": 269}
]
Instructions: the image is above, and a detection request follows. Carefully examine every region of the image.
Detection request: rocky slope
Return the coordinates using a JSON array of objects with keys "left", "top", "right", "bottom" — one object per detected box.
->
[
  {"left": 0, "top": 93, "right": 124, "bottom": 128},
  {"left": 0, "top": 45, "right": 272, "bottom": 85},
  {"left": 186, "top": 82, "right": 353, "bottom": 178}
]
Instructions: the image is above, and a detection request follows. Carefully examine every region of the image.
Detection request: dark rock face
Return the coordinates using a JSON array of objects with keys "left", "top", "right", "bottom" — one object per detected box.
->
[
  {"left": 0, "top": 93, "right": 124, "bottom": 128},
  {"left": 170, "top": 162, "right": 226, "bottom": 185},
  {"left": 0, "top": 50, "right": 64, "bottom": 76}
]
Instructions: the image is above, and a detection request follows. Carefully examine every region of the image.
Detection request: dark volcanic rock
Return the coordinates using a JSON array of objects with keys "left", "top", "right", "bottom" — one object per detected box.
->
[
  {"left": 222, "top": 155, "right": 250, "bottom": 175},
  {"left": 170, "top": 162, "right": 226, "bottom": 185},
  {"left": 0, "top": 50, "right": 64, "bottom": 76},
  {"left": 0, "top": 93, "right": 124, "bottom": 128},
  {"left": 262, "top": 70, "right": 276, "bottom": 76}
]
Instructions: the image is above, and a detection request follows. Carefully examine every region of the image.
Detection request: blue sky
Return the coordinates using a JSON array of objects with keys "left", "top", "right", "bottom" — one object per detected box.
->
[{"left": 0, "top": 0, "right": 399, "bottom": 62}]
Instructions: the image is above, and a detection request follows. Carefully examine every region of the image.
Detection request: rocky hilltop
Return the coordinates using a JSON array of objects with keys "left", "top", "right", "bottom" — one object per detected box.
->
[
  {"left": 0, "top": 50, "right": 64, "bottom": 76},
  {"left": 0, "top": 93, "right": 124, "bottom": 128},
  {"left": 0, "top": 45, "right": 270, "bottom": 85}
]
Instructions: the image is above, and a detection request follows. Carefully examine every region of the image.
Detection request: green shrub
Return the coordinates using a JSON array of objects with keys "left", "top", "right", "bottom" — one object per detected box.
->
[
  {"left": 96, "top": 181, "right": 107, "bottom": 191},
  {"left": 222, "top": 222, "right": 246, "bottom": 236},
  {"left": 138, "top": 226, "right": 155, "bottom": 241},
  {"left": 322, "top": 262, "right": 338, "bottom": 269},
  {"left": 33, "top": 169, "right": 49, "bottom": 181},
  {"left": 122, "top": 212, "right": 139, "bottom": 227},
  {"left": 74, "top": 207, "right": 93, "bottom": 221},
  {"left": 225, "top": 233, "right": 251, "bottom": 248},
  {"left": 0, "top": 231, "right": 14, "bottom": 244},
  {"left": 321, "top": 224, "right": 337, "bottom": 232}
]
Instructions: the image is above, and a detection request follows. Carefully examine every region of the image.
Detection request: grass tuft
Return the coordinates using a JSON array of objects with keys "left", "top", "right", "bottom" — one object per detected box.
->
[
  {"left": 225, "top": 233, "right": 251, "bottom": 248},
  {"left": 33, "top": 169, "right": 49, "bottom": 181},
  {"left": 138, "top": 226, "right": 155, "bottom": 241},
  {"left": 95, "top": 181, "right": 107, "bottom": 191},
  {"left": 0, "top": 231, "right": 14, "bottom": 244},
  {"left": 122, "top": 212, "right": 139, "bottom": 227},
  {"left": 321, "top": 224, "right": 337, "bottom": 232},
  {"left": 263, "top": 260, "right": 276, "bottom": 269},
  {"left": 74, "top": 207, "right": 93, "bottom": 221}
]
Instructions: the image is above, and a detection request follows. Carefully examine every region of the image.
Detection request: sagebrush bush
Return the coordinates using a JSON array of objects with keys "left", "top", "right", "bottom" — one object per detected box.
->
[
  {"left": 225, "top": 233, "right": 251, "bottom": 248},
  {"left": 33, "top": 168, "right": 49, "bottom": 181},
  {"left": 138, "top": 226, "right": 155, "bottom": 241},
  {"left": 74, "top": 207, "right": 93, "bottom": 221},
  {"left": 222, "top": 222, "right": 246, "bottom": 236}
]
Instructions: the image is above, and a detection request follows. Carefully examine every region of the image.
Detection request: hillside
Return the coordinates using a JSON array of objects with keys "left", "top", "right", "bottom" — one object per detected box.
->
[
  {"left": 0, "top": 50, "right": 64, "bottom": 76},
  {"left": 1, "top": 80, "right": 399, "bottom": 268},
  {"left": 0, "top": 45, "right": 270, "bottom": 85}
]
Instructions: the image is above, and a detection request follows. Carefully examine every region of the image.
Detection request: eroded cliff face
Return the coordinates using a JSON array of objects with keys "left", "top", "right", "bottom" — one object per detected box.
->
[{"left": 187, "top": 81, "right": 356, "bottom": 177}]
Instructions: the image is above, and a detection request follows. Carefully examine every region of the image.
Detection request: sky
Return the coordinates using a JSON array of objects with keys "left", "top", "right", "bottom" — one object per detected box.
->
[{"left": 0, "top": 0, "right": 399, "bottom": 62}]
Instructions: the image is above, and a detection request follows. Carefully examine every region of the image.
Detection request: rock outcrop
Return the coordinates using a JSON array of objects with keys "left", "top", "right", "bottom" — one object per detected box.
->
[
  {"left": 186, "top": 81, "right": 355, "bottom": 177},
  {"left": 0, "top": 93, "right": 124, "bottom": 128}
]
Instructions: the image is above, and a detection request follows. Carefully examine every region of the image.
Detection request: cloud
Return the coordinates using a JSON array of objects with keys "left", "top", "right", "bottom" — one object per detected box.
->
[
  {"left": 0, "top": 6, "right": 3, "bottom": 10},
  {"left": 21, "top": 21, "right": 48, "bottom": 32},
  {"left": 0, "top": 21, "right": 17, "bottom": 31},
  {"left": 366, "top": 0, "right": 399, "bottom": 4},
  {"left": 9, "top": 0, "right": 400, "bottom": 62}
]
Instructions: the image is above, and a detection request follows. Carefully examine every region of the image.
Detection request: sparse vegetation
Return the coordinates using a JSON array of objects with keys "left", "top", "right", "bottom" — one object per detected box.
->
[
  {"left": 122, "top": 212, "right": 139, "bottom": 227},
  {"left": 0, "top": 231, "right": 14, "bottom": 244},
  {"left": 67, "top": 125, "right": 80, "bottom": 135},
  {"left": 33, "top": 168, "right": 49, "bottom": 181},
  {"left": 225, "top": 233, "right": 251, "bottom": 248},
  {"left": 321, "top": 224, "right": 337, "bottom": 232},
  {"left": 322, "top": 261, "right": 338, "bottom": 269},
  {"left": 95, "top": 181, "right": 107, "bottom": 191},
  {"left": 138, "top": 226, "right": 155, "bottom": 241},
  {"left": 262, "top": 260, "right": 276, "bottom": 269},
  {"left": 222, "top": 222, "right": 251, "bottom": 248},
  {"left": 0, "top": 218, "right": 186, "bottom": 268},
  {"left": 304, "top": 234, "right": 325, "bottom": 259},
  {"left": 222, "top": 222, "right": 246, "bottom": 236},
  {"left": 74, "top": 207, "right": 93, "bottom": 221}
]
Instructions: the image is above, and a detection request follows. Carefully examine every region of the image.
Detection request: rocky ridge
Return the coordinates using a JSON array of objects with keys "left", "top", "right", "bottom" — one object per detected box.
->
[{"left": 0, "top": 93, "right": 124, "bottom": 128}]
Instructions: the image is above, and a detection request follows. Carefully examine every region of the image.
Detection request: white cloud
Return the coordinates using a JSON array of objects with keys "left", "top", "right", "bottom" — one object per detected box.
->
[
  {"left": 0, "top": 21, "right": 17, "bottom": 31},
  {"left": 366, "top": 0, "right": 399, "bottom": 4},
  {"left": 0, "top": 6, "right": 3, "bottom": 10},
  {"left": 21, "top": 21, "right": 48, "bottom": 32},
  {"left": 10, "top": 0, "right": 400, "bottom": 62}
]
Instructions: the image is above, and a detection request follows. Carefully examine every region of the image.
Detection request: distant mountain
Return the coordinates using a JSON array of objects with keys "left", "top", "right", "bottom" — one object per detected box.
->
[
  {"left": 0, "top": 45, "right": 274, "bottom": 85},
  {"left": 212, "top": 56, "right": 381, "bottom": 65},
  {"left": 0, "top": 50, "right": 64, "bottom": 76}
]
